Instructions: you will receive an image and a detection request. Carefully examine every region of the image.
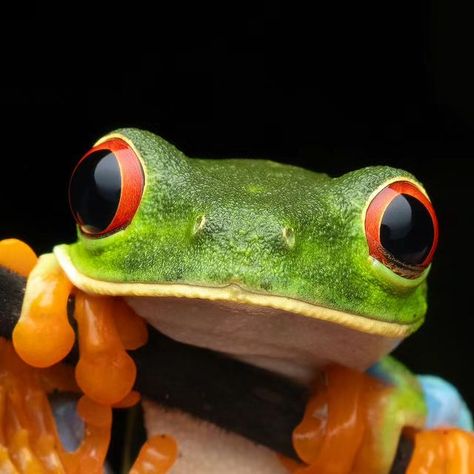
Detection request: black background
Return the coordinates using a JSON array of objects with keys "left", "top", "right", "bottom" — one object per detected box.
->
[{"left": 1, "top": 2, "right": 474, "bottom": 415}]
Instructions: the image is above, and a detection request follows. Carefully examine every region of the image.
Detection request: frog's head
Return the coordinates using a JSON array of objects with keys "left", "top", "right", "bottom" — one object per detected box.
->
[{"left": 55, "top": 129, "right": 438, "bottom": 380}]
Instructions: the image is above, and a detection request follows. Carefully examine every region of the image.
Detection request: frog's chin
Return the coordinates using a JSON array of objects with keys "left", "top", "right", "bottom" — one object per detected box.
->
[
  {"left": 54, "top": 247, "right": 418, "bottom": 339},
  {"left": 126, "top": 296, "right": 402, "bottom": 384},
  {"left": 54, "top": 246, "right": 409, "bottom": 384}
]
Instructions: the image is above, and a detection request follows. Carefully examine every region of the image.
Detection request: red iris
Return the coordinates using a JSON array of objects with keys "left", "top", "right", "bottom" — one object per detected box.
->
[
  {"left": 69, "top": 138, "right": 145, "bottom": 237},
  {"left": 365, "top": 181, "right": 438, "bottom": 278}
]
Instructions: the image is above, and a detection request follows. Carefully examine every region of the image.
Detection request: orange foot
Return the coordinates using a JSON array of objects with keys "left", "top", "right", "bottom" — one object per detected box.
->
[
  {"left": 285, "top": 364, "right": 474, "bottom": 474},
  {"left": 0, "top": 238, "right": 177, "bottom": 473},
  {"left": 407, "top": 428, "right": 474, "bottom": 473}
]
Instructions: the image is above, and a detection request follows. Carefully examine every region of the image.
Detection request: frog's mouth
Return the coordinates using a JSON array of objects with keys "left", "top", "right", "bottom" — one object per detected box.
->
[{"left": 55, "top": 246, "right": 409, "bottom": 382}]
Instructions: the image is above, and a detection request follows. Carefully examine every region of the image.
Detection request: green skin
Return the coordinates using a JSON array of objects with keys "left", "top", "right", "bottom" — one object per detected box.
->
[
  {"left": 57, "top": 129, "right": 431, "bottom": 469},
  {"left": 66, "top": 128, "right": 427, "bottom": 327}
]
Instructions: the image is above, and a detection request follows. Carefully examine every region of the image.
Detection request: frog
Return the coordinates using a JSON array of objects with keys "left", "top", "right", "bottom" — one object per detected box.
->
[{"left": 2, "top": 128, "right": 473, "bottom": 473}]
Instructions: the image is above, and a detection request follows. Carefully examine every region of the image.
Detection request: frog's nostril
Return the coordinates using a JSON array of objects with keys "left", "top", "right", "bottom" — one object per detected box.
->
[
  {"left": 192, "top": 215, "right": 207, "bottom": 236},
  {"left": 282, "top": 227, "right": 295, "bottom": 249}
]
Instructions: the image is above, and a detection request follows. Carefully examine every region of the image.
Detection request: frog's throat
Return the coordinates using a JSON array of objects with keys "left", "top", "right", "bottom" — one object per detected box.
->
[{"left": 54, "top": 245, "right": 420, "bottom": 339}]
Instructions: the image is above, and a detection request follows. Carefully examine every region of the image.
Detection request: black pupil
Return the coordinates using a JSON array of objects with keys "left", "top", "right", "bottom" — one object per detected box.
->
[
  {"left": 69, "top": 150, "right": 121, "bottom": 234},
  {"left": 380, "top": 194, "right": 434, "bottom": 266}
]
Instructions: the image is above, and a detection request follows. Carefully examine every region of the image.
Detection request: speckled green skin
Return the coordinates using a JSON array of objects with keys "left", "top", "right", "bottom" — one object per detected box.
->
[{"left": 65, "top": 128, "right": 428, "bottom": 328}]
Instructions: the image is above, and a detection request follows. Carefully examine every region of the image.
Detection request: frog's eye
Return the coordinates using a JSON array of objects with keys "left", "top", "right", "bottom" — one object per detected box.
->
[
  {"left": 69, "top": 137, "right": 144, "bottom": 236},
  {"left": 365, "top": 180, "right": 439, "bottom": 278}
]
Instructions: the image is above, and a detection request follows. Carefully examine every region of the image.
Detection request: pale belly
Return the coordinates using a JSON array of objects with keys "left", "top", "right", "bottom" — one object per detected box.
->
[{"left": 142, "top": 400, "right": 289, "bottom": 474}]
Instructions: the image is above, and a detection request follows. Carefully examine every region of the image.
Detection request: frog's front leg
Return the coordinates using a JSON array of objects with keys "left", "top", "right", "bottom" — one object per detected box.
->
[
  {"left": 366, "top": 356, "right": 474, "bottom": 473},
  {"left": 417, "top": 374, "right": 473, "bottom": 431},
  {"left": 355, "top": 356, "right": 429, "bottom": 473},
  {"left": 290, "top": 357, "right": 473, "bottom": 473},
  {"left": 288, "top": 360, "right": 424, "bottom": 474}
]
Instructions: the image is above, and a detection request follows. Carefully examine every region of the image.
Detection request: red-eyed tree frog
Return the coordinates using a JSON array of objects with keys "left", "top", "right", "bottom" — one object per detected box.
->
[{"left": 0, "top": 128, "right": 472, "bottom": 473}]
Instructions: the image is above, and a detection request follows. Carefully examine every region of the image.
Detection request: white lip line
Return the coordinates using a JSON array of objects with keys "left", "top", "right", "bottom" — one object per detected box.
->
[{"left": 53, "top": 245, "right": 420, "bottom": 338}]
